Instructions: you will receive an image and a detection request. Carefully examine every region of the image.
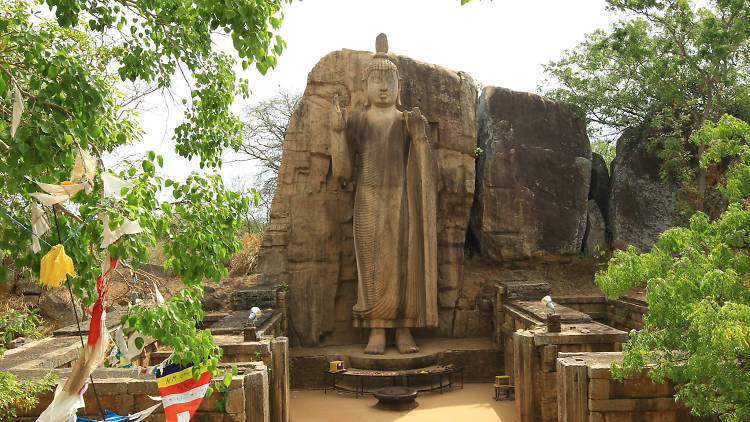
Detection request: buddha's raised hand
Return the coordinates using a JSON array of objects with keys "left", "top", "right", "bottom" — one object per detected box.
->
[{"left": 404, "top": 107, "right": 427, "bottom": 140}]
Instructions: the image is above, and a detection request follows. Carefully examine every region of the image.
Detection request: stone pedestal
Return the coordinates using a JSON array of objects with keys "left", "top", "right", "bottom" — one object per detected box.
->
[
  {"left": 513, "top": 325, "right": 628, "bottom": 422},
  {"left": 557, "top": 352, "right": 714, "bottom": 422}
]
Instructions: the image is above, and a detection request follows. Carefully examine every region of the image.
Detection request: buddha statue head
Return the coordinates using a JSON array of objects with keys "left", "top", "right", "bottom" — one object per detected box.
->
[{"left": 364, "top": 33, "right": 401, "bottom": 108}]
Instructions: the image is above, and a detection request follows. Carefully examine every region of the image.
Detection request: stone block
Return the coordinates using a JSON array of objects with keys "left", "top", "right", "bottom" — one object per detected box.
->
[
  {"left": 498, "top": 280, "right": 550, "bottom": 301},
  {"left": 438, "top": 288, "right": 458, "bottom": 308},
  {"left": 452, "top": 309, "right": 492, "bottom": 338},
  {"left": 232, "top": 286, "right": 278, "bottom": 310},
  {"left": 589, "top": 378, "right": 610, "bottom": 399},
  {"left": 224, "top": 387, "right": 246, "bottom": 414}
]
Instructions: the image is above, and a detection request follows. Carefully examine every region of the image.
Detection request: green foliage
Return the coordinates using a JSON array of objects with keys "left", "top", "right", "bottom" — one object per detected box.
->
[
  {"left": 0, "top": 0, "right": 290, "bottom": 390},
  {"left": 544, "top": 0, "right": 749, "bottom": 140},
  {"left": 595, "top": 115, "right": 750, "bottom": 421},
  {"left": 543, "top": 0, "right": 749, "bottom": 208},
  {"left": 591, "top": 139, "right": 615, "bottom": 169},
  {"left": 0, "top": 371, "right": 57, "bottom": 421},
  {"left": 0, "top": 308, "right": 54, "bottom": 421},
  {"left": 0, "top": 308, "right": 42, "bottom": 354}
]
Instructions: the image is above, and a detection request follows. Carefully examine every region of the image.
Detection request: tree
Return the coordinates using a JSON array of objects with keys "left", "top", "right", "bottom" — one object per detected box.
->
[
  {"left": 596, "top": 115, "right": 750, "bottom": 421},
  {"left": 0, "top": 0, "right": 290, "bottom": 385},
  {"left": 230, "top": 89, "right": 300, "bottom": 228},
  {"left": 543, "top": 0, "right": 750, "bottom": 209}
]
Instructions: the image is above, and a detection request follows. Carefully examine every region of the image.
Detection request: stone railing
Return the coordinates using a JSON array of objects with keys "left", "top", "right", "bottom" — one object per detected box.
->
[
  {"left": 557, "top": 352, "right": 715, "bottom": 422},
  {"left": 14, "top": 363, "right": 269, "bottom": 422}
]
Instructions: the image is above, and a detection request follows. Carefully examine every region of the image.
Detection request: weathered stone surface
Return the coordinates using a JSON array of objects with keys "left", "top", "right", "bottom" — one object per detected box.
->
[
  {"left": 452, "top": 309, "right": 493, "bottom": 338},
  {"left": 257, "top": 47, "right": 476, "bottom": 346},
  {"left": 14, "top": 276, "right": 41, "bottom": 296},
  {"left": 583, "top": 200, "right": 606, "bottom": 256},
  {"left": 589, "top": 152, "right": 610, "bottom": 221},
  {"left": 39, "top": 288, "right": 81, "bottom": 326},
  {"left": 231, "top": 286, "right": 278, "bottom": 311},
  {"left": 0, "top": 258, "right": 16, "bottom": 295},
  {"left": 471, "top": 86, "right": 591, "bottom": 263},
  {"left": 608, "top": 129, "right": 678, "bottom": 252},
  {"left": 498, "top": 280, "right": 550, "bottom": 302}
]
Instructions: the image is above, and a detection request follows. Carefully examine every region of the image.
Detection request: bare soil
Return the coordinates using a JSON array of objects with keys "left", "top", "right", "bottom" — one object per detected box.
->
[{"left": 290, "top": 383, "right": 519, "bottom": 422}]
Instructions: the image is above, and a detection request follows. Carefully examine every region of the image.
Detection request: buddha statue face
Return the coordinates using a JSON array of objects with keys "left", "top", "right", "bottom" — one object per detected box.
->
[{"left": 366, "top": 69, "right": 399, "bottom": 108}]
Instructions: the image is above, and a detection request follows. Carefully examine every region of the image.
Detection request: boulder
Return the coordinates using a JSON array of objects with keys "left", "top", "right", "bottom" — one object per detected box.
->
[
  {"left": 39, "top": 287, "right": 82, "bottom": 327},
  {"left": 14, "top": 276, "right": 41, "bottom": 296},
  {"left": 0, "top": 259, "right": 16, "bottom": 295},
  {"left": 470, "top": 86, "right": 591, "bottom": 263},
  {"left": 583, "top": 200, "right": 606, "bottom": 256},
  {"left": 608, "top": 129, "right": 678, "bottom": 252},
  {"left": 257, "top": 47, "right": 477, "bottom": 346},
  {"left": 590, "top": 152, "right": 610, "bottom": 221}
]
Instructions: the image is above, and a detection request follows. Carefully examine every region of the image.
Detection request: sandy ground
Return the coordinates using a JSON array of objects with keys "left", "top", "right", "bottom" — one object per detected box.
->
[{"left": 289, "top": 383, "right": 519, "bottom": 422}]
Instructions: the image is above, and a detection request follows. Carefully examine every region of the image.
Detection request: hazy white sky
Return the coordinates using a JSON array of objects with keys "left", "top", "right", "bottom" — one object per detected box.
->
[{"left": 120, "top": 0, "right": 622, "bottom": 186}]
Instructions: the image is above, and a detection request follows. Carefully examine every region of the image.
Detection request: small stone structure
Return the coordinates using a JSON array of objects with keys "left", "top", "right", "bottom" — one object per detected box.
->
[
  {"left": 557, "top": 352, "right": 714, "bottom": 422},
  {"left": 2, "top": 305, "right": 290, "bottom": 422},
  {"left": 490, "top": 280, "right": 663, "bottom": 422},
  {"left": 513, "top": 327, "right": 628, "bottom": 422}
]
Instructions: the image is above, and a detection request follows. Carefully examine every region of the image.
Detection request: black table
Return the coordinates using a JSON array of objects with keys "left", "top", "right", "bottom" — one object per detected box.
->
[{"left": 325, "top": 365, "right": 464, "bottom": 398}]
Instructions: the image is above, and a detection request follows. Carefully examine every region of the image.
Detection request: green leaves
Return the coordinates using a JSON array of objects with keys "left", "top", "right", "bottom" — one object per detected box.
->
[
  {"left": 0, "top": 0, "right": 279, "bottom": 402},
  {"left": 162, "top": 173, "right": 247, "bottom": 285},
  {"left": 597, "top": 116, "right": 750, "bottom": 421},
  {"left": 543, "top": 0, "right": 750, "bottom": 172},
  {"left": 0, "top": 371, "right": 57, "bottom": 420}
]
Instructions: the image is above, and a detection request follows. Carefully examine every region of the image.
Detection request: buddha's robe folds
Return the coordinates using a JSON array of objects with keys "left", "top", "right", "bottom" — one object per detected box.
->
[{"left": 338, "top": 109, "right": 438, "bottom": 328}]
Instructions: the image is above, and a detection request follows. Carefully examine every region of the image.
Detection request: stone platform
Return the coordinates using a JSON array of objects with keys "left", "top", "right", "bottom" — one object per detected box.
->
[{"left": 290, "top": 337, "right": 502, "bottom": 389}]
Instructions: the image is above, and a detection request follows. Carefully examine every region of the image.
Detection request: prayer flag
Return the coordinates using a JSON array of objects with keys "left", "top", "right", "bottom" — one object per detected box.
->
[
  {"left": 155, "top": 363, "right": 211, "bottom": 422},
  {"left": 39, "top": 244, "right": 75, "bottom": 287}
]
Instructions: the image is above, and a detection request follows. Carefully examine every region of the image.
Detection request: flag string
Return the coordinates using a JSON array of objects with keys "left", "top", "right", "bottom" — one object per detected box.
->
[{"left": 0, "top": 207, "right": 53, "bottom": 248}]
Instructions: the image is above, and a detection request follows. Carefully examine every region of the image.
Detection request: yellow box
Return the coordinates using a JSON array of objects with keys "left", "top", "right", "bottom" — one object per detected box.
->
[
  {"left": 329, "top": 361, "right": 344, "bottom": 372},
  {"left": 495, "top": 375, "right": 510, "bottom": 387}
]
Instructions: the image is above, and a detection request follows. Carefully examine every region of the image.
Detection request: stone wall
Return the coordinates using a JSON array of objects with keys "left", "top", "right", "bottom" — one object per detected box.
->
[
  {"left": 257, "top": 48, "right": 477, "bottom": 346},
  {"left": 513, "top": 327, "right": 628, "bottom": 422},
  {"left": 16, "top": 365, "right": 270, "bottom": 422},
  {"left": 557, "top": 352, "right": 715, "bottom": 422}
]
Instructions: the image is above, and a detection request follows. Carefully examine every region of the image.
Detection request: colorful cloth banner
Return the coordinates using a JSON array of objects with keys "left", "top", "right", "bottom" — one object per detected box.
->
[
  {"left": 39, "top": 244, "right": 75, "bottom": 287},
  {"left": 100, "top": 214, "right": 143, "bottom": 249},
  {"left": 155, "top": 363, "right": 211, "bottom": 422},
  {"left": 30, "top": 181, "right": 86, "bottom": 206},
  {"left": 74, "top": 403, "right": 161, "bottom": 422},
  {"left": 31, "top": 202, "right": 50, "bottom": 253},
  {"left": 101, "top": 172, "right": 133, "bottom": 200}
]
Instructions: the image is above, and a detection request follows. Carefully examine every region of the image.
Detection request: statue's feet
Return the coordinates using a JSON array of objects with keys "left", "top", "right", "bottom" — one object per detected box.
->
[
  {"left": 364, "top": 328, "right": 386, "bottom": 354},
  {"left": 396, "top": 327, "right": 419, "bottom": 354}
]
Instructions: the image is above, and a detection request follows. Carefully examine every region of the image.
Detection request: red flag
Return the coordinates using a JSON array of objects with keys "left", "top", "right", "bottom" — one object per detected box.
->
[{"left": 155, "top": 363, "right": 211, "bottom": 422}]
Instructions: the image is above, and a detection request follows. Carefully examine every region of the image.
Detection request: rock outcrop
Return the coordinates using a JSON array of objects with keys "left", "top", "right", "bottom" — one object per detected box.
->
[
  {"left": 470, "top": 86, "right": 591, "bottom": 263},
  {"left": 608, "top": 129, "right": 678, "bottom": 252},
  {"left": 257, "top": 49, "right": 477, "bottom": 346},
  {"left": 583, "top": 200, "right": 606, "bottom": 256},
  {"left": 589, "top": 152, "right": 610, "bottom": 221}
]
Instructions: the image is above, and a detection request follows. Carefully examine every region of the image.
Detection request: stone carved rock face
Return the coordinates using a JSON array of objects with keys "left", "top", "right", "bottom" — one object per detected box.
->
[{"left": 366, "top": 69, "right": 399, "bottom": 108}]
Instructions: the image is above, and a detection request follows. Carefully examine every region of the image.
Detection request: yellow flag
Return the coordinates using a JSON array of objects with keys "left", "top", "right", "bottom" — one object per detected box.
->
[{"left": 40, "top": 244, "right": 75, "bottom": 287}]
